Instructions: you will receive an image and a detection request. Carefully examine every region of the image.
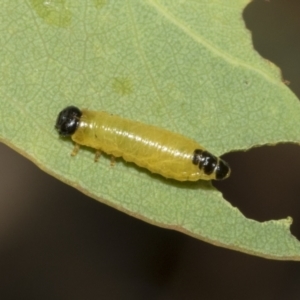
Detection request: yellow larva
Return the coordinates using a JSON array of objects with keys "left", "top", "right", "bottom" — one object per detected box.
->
[{"left": 55, "top": 106, "right": 230, "bottom": 181}]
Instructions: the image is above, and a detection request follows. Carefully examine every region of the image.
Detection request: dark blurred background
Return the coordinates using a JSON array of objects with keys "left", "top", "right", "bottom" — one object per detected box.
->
[{"left": 1, "top": 1, "right": 300, "bottom": 299}]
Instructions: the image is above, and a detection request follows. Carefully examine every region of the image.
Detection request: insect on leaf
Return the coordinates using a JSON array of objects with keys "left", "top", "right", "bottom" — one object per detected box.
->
[{"left": 1, "top": 0, "right": 300, "bottom": 260}]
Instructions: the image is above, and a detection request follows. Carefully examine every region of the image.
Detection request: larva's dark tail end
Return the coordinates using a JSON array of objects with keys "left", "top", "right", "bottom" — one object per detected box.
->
[
  {"left": 55, "top": 106, "right": 82, "bottom": 136},
  {"left": 192, "top": 149, "right": 230, "bottom": 181},
  {"left": 215, "top": 159, "right": 231, "bottom": 180}
]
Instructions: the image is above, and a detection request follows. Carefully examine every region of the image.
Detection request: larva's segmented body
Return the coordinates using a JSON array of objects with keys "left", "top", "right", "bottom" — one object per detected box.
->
[{"left": 55, "top": 106, "right": 230, "bottom": 181}]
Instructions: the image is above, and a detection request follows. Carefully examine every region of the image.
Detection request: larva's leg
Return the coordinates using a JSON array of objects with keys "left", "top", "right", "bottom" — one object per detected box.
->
[
  {"left": 94, "top": 150, "right": 101, "bottom": 162},
  {"left": 71, "top": 144, "right": 80, "bottom": 157},
  {"left": 110, "top": 156, "right": 116, "bottom": 166}
]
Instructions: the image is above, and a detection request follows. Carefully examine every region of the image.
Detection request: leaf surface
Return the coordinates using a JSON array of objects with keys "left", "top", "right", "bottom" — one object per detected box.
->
[{"left": 1, "top": 0, "right": 300, "bottom": 260}]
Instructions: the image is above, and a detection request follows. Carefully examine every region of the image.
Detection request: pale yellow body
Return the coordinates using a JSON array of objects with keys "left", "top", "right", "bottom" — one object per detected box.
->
[{"left": 72, "top": 110, "right": 214, "bottom": 181}]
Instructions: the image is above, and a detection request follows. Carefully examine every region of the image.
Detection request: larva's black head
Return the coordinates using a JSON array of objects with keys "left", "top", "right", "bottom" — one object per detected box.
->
[
  {"left": 192, "top": 149, "right": 231, "bottom": 180},
  {"left": 55, "top": 106, "right": 82, "bottom": 136}
]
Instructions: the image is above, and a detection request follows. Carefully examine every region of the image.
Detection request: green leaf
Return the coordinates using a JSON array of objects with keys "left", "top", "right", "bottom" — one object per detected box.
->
[{"left": 1, "top": 0, "right": 300, "bottom": 260}]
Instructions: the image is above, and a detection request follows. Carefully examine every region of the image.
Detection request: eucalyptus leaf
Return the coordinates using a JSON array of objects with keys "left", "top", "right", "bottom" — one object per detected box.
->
[{"left": 1, "top": 0, "right": 300, "bottom": 260}]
